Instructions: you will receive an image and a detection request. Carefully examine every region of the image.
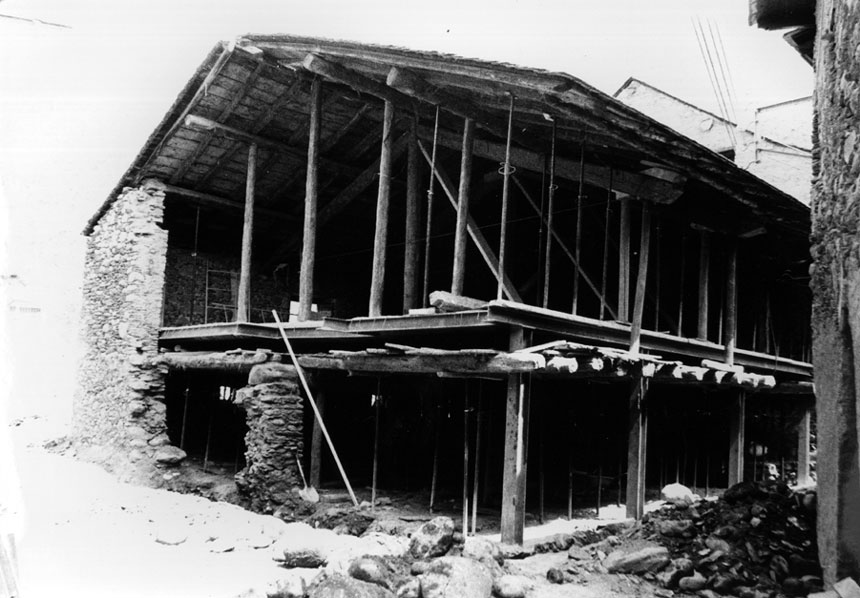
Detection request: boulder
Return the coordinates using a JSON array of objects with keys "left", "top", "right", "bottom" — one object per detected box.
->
[
  {"left": 493, "top": 575, "right": 531, "bottom": 598},
  {"left": 461, "top": 536, "right": 503, "bottom": 575},
  {"left": 409, "top": 517, "right": 455, "bottom": 559},
  {"left": 567, "top": 545, "right": 590, "bottom": 561},
  {"left": 655, "top": 557, "right": 693, "bottom": 588},
  {"left": 418, "top": 556, "right": 493, "bottom": 598},
  {"left": 603, "top": 542, "right": 670, "bottom": 574},
  {"left": 154, "top": 445, "right": 186, "bottom": 465},
  {"left": 677, "top": 571, "right": 706, "bottom": 592},
  {"left": 658, "top": 519, "right": 695, "bottom": 537},
  {"left": 308, "top": 572, "right": 395, "bottom": 598},
  {"left": 661, "top": 483, "right": 695, "bottom": 504},
  {"left": 348, "top": 556, "right": 399, "bottom": 591}
]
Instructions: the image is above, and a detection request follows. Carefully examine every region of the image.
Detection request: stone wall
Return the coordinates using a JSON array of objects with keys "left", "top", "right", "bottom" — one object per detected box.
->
[
  {"left": 162, "top": 244, "right": 290, "bottom": 327},
  {"left": 235, "top": 363, "right": 303, "bottom": 514},
  {"left": 811, "top": 0, "right": 860, "bottom": 583},
  {"left": 74, "top": 179, "right": 174, "bottom": 484}
]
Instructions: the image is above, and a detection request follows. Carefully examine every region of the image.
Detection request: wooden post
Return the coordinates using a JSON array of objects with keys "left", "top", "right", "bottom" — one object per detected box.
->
[
  {"left": 724, "top": 238, "right": 738, "bottom": 365},
  {"left": 369, "top": 100, "right": 395, "bottom": 317},
  {"left": 600, "top": 181, "right": 612, "bottom": 320},
  {"left": 630, "top": 203, "right": 652, "bottom": 355},
  {"left": 501, "top": 327, "right": 530, "bottom": 545},
  {"left": 471, "top": 390, "right": 483, "bottom": 535},
  {"left": 451, "top": 118, "right": 475, "bottom": 295},
  {"left": 617, "top": 198, "right": 631, "bottom": 321},
  {"left": 430, "top": 401, "right": 441, "bottom": 510},
  {"left": 236, "top": 143, "right": 257, "bottom": 323},
  {"left": 697, "top": 231, "right": 711, "bottom": 340},
  {"left": 625, "top": 375, "right": 648, "bottom": 519},
  {"left": 462, "top": 386, "right": 470, "bottom": 535},
  {"left": 728, "top": 391, "right": 746, "bottom": 486},
  {"left": 299, "top": 79, "right": 321, "bottom": 321},
  {"left": 309, "top": 389, "right": 326, "bottom": 487},
  {"left": 677, "top": 233, "right": 687, "bottom": 336},
  {"left": 797, "top": 402, "right": 812, "bottom": 485},
  {"left": 403, "top": 117, "right": 421, "bottom": 312}
]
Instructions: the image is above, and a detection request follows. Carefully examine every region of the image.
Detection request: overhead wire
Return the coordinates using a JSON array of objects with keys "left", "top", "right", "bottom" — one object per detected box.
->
[{"left": 692, "top": 16, "right": 736, "bottom": 148}]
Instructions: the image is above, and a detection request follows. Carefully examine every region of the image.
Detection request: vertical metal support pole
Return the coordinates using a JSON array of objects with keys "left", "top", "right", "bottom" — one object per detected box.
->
[
  {"left": 728, "top": 391, "right": 746, "bottom": 486},
  {"left": 572, "top": 145, "right": 584, "bottom": 314},
  {"left": 299, "top": 78, "right": 321, "bottom": 321},
  {"left": 697, "top": 231, "right": 711, "bottom": 340},
  {"left": 600, "top": 175, "right": 612, "bottom": 320},
  {"left": 236, "top": 143, "right": 257, "bottom": 323},
  {"left": 372, "top": 383, "right": 381, "bottom": 510},
  {"left": 451, "top": 118, "right": 475, "bottom": 296},
  {"left": 430, "top": 400, "right": 441, "bottom": 511},
  {"left": 677, "top": 232, "right": 687, "bottom": 336},
  {"left": 369, "top": 100, "right": 395, "bottom": 317},
  {"left": 422, "top": 107, "right": 440, "bottom": 308},
  {"left": 542, "top": 122, "right": 557, "bottom": 309},
  {"left": 462, "top": 385, "right": 470, "bottom": 536},
  {"left": 471, "top": 388, "right": 483, "bottom": 535},
  {"left": 497, "top": 94, "right": 515, "bottom": 301}
]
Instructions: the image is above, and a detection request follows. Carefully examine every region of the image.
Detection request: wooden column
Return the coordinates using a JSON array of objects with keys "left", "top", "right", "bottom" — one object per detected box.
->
[
  {"left": 630, "top": 203, "right": 652, "bottom": 355},
  {"left": 501, "top": 327, "right": 530, "bottom": 545},
  {"left": 451, "top": 118, "right": 475, "bottom": 296},
  {"left": 697, "top": 231, "right": 711, "bottom": 340},
  {"left": 403, "top": 117, "right": 421, "bottom": 312},
  {"left": 724, "top": 238, "right": 738, "bottom": 365},
  {"left": 728, "top": 391, "right": 746, "bottom": 486},
  {"left": 236, "top": 143, "right": 257, "bottom": 323},
  {"left": 299, "top": 79, "right": 322, "bottom": 321},
  {"left": 625, "top": 374, "right": 648, "bottom": 519},
  {"left": 369, "top": 100, "right": 395, "bottom": 317},
  {"left": 309, "top": 389, "right": 326, "bottom": 488},
  {"left": 796, "top": 403, "right": 812, "bottom": 486},
  {"left": 617, "top": 198, "right": 631, "bottom": 321}
]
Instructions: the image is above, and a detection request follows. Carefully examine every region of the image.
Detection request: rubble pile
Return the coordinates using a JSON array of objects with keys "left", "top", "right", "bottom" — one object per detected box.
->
[{"left": 638, "top": 481, "right": 822, "bottom": 597}]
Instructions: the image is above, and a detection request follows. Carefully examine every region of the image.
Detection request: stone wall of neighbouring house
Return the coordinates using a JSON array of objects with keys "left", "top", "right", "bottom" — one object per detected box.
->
[
  {"left": 235, "top": 363, "right": 303, "bottom": 514},
  {"left": 162, "top": 244, "right": 290, "bottom": 327},
  {"left": 812, "top": 0, "right": 860, "bottom": 584},
  {"left": 74, "top": 179, "right": 177, "bottom": 484}
]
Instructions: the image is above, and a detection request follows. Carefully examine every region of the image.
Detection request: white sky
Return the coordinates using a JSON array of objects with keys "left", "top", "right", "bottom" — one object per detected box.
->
[{"left": 0, "top": 0, "right": 811, "bottom": 303}]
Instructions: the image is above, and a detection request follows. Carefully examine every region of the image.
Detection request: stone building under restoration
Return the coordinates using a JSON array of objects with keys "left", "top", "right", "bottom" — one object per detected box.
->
[{"left": 75, "top": 35, "right": 815, "bottom": 544}]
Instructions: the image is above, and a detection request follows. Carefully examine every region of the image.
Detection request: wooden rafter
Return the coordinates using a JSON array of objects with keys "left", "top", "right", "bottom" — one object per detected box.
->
[{"left": 163, "top": 184, "right": 294, "bottom": 222}]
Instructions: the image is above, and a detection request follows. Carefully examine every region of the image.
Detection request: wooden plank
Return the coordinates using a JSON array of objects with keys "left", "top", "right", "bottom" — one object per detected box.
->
[
  {"left": 796, "top": 404, "right": 812, "bottom": 485},
  {"left": 724, "top": 238, "right": 738, "bottom": 365},
  {"left": 299, "top": 78, "right": 322, "bottom": 322},
  {"left": 630, "top": 203, "right": 652, "bottom": 354},
  {"left": 625, "top": 375, "right": 648, "bottom": 519},
  {"left": 452, "top": 118, "right": 476, "bottom": 296},
  {"left": 236, "top": 143, "right": 257, "bottom": 323},
  {"left": 697, "top": 231, "right": 711, "bottom": 340},
  {"left": 618, "top": 199, "right": 631, "bottom": 322},
  {"left": 369, "top": 100, "right": 395, "bottom": 318},
  {"left": 501, "top": 327, "right": 530, "bottom": 545},
  {"left": 403, "top": 117, "right": 421, "bottom": 313},
  {"left": 417, "top": 140, "right": 522, "bottom": 302},
  {"left": 728, "top": 392, "right": 746, "bottom": 486}
]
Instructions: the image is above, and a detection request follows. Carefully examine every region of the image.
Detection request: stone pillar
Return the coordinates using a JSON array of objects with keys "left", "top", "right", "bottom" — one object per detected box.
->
[
  {"left": 235, "top": 363, "right": 303, "bottom": 514},
  {"left": 74, "top": 179, "right": 172, "bottom": 483},
  {"left": 812, "top": 0, "right": 860, "bottom": 583}
]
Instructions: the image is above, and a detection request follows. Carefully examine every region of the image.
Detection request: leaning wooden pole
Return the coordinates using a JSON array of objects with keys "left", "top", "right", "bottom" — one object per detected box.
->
[
  {"left": 497, "top": 94, "right": 515, "bottom": 301},
  {"left": 452, "top": 118, "right": 475, "bottom": 295},
  {"left": 403, "top": 116, "right": 421, "bottom": 312},
  {"left": 369, "top": 100, "right": 395, "bottom": 317},
  {"left": 299, "top": 78, "right": 321, "bottom": 321},
  {"left": 236, "top": 143, "right": 257, "bottom": 323},
  {"left": 272, "top": 310, "right": 358, "bottom": 506},
  {"left": 630, "top": 203, "right": 653, "bottom": 355}
]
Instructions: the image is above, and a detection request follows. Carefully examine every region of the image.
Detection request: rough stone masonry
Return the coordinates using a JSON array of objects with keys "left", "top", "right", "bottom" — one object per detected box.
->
[
  {"left": 812, "top": 0, "right": 860, "bottom": 584},
  {"left": 74, "top": 179, "right": 172, "bottom": 483}
]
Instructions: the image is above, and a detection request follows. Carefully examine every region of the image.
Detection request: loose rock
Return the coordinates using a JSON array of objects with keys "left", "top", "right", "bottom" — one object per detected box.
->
[
  {"left": 409, "top": 517, "right": 455, "bottom": 559},
  {"left": 603, "top": 542, "right": 670, "bottom": 574}
]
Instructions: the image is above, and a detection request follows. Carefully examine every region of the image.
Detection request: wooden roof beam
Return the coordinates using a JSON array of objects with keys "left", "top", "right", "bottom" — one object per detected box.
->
[
  {"left": 163, "top": 183, "right": 295, "bottom": 222},
  {"left": 301, "top": 53, "right": 414, "bottom": 108},
  {"left": 419, "top": 125, "right": 683, "bottom": 204}
]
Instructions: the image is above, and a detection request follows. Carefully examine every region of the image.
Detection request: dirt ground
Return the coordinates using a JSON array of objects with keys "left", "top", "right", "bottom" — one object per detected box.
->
[{"left": 5, "top": 415, "right": 673, "bottom": 598}]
